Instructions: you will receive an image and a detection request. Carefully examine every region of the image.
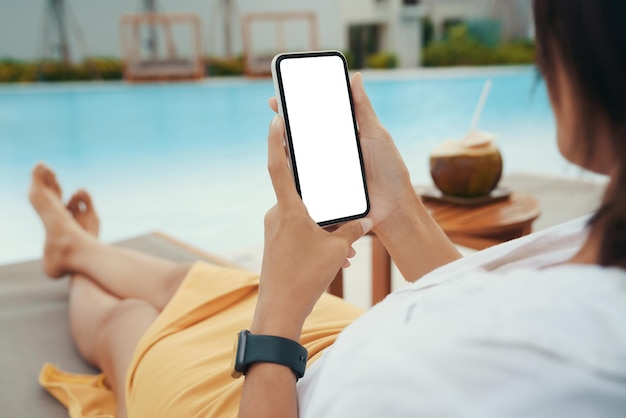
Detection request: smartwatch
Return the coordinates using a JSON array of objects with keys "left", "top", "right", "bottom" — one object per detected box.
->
[{"left": 230, "top": 329, "right": 308, "bottom": 380}]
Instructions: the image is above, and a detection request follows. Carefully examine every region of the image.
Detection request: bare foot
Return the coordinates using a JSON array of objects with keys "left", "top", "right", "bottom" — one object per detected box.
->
[
  {"left": 67, "top": 189, "right": 100, "bottom": 237},
  {"left": 29, "top": 163, "right": 88, "bottom": 278}
]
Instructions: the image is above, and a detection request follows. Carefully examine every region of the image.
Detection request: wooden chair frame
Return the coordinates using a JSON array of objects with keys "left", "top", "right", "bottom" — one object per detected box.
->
[
  {"left": 241, "top": 12, "right": 319, "bottom": 77},
  {"left": 119, "top": 13, "right": 204, "bottom": 82}
]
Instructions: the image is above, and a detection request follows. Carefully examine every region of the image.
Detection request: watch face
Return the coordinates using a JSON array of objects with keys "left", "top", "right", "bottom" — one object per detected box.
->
[{"left": 230, "top": 330, "right": 249, "bottom": 379}]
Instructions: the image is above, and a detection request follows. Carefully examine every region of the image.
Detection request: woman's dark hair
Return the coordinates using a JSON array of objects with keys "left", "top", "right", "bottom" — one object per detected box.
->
[{"left": 533, "top": 0, "right": 626, "bottom": 268}]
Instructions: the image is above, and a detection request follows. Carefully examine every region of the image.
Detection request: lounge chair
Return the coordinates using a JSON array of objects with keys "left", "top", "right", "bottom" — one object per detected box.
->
[{"left": 0, "top": 232, "right": 237, "bottom": 417}]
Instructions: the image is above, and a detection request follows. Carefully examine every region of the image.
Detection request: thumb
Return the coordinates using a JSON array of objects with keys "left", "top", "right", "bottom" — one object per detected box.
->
[
  {"left": 350, "top": 73, "right": 383, "bottom": 134},
  {"left": 334, "top": 218, "right": 374, "bottom": 246}
]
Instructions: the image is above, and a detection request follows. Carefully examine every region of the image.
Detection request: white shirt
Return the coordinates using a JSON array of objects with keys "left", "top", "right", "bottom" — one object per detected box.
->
[{"left": 298, "top": 216, "right": 626, "bottom": 417}]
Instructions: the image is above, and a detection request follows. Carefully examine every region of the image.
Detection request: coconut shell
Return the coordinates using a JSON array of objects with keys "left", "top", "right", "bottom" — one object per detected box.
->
[{"left": 430, "top": 147, "right": 503, "bottom": 198}]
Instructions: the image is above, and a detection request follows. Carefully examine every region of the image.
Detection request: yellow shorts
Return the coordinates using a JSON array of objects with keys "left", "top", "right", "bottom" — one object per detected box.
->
[
  {"left": 125, "top": 261, "right": 363, "bottom": 417},
  {"left": 41, "top": 262, "right": 363, "bottom": 417}
]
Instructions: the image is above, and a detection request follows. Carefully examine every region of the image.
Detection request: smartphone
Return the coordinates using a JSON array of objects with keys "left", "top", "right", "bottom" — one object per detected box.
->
[{"left": 271, "top": 50, "right": 369, "bottom": 226}]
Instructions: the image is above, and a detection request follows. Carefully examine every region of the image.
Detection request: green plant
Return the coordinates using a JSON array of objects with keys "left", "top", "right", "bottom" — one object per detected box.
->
[
  {"left": 422, "top": 24, "right": 535, "bottom": 67},
  {"left": 0, "top": 58, "right": 123, "bottom": 83},
  {"left": 366, "top": 51, "right": 398, "bottom": 69},
  {"left": 205, "top": 56, "right": 244, "bottom": 76},
  {"left": 493, "top": 41, "right": 536, "bottom": 64},
  {"left": 88, "top": 58, "right": 123, "bottom": 80},
  {"left": 0, "top": 59, "right": 35, "bottom": 82},
  {"left": 38, "top": 62, "right": 89, "bottom": 82}
]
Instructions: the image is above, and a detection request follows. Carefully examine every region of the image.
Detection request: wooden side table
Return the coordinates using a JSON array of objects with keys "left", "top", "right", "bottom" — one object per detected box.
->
[
  {"left": 422, "top": 191, "right": 541, "bottom": 250},
  {"left": 328, "top": 190, "right": 540, "bottom": 305}
]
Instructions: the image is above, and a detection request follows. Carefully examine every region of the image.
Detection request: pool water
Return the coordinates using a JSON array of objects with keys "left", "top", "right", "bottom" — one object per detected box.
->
[{"left": 0, "top": 67, "right": 588, "bottom": 265}]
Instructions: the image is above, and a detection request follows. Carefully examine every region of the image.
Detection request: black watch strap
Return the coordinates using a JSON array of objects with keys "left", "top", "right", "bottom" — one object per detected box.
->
[{"left": 234, "top": 330, "right": 308, "bottom": 379}]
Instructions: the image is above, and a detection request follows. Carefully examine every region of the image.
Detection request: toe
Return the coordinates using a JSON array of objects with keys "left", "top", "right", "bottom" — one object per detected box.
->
[
  {"left": 66, "top": 189, "right": 100, "bottom": 237},
  {"left": 67, "top": 189, "right": 96, "bottom": 215},
  {"left": 76, "top": 189, "right": 95, "bottom": 213},
  {"left": 45, "top": 171, "right": 62, "bottom": 197},
  {"left": 33, "top": 163, "right": 62, "bottom": 198},
  {"left": 66, "top": 194, "right": 80, "bottom": 214},
  {"left": 32, "top": 163, "right": 47, "bottom": 184}
]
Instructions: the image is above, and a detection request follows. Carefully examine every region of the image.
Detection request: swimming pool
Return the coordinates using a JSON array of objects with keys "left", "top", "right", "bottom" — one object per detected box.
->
[{"left": 0, "top": 67, "right": 586, "bottom": 265}]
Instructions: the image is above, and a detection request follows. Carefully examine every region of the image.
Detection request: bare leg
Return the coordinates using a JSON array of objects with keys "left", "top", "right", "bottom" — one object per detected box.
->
[
  {"left": 29, "top": 165, "right": 180, "bottom": 417},
  {"left": 29, "top": 164, "right": 191, "bottom": 310},
  {"left": 69, "top": 274, "right": 159, "bottom": 418},
  {"left": 64, "top": 189, "right": 116, "bottom": 365},
  {"left": 67, "top": 191, "right": 161, "bottom": 418}
]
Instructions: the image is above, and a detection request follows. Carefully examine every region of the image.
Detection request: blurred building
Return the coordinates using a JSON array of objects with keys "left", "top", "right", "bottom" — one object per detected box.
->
[
  {"left": 0, "top": 0, "right": 531, "bottom": 68},
  {"left": 227, "top": 0, "right": 425, "bottom": 69},
  {"left": 340, "top": 0, "right": 425, "bottom": 68}
]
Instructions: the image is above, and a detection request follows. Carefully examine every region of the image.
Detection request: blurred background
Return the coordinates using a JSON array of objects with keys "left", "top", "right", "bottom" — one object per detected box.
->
[
  {"left": 0, "top": 0, "right": 534, "bottom": 80},
  {"left": 1, "top": 0, "right": 594, "bottom": 291}
]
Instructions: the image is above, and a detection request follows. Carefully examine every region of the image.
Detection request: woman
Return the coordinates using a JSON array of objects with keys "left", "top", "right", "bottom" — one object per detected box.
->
[{"left": 33, "top": 1, "right": 626, "bottom": 417}]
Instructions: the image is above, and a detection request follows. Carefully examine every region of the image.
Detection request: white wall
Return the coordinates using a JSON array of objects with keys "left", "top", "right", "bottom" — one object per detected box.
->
[
  {"left": 392, "top": 8, "right": 424, "bottom": 67},
  {"left": 234, "top": 0, "right": 342, "bottom": 57},
  {"left": 340, "top": 0, "right": 392, "bottom": 25}
]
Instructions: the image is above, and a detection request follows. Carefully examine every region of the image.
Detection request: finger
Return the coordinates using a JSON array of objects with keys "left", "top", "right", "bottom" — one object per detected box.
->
[
  {"left": 350, "top": 73, "right": 384, "bottom": 134},
  {"left": 268, "top": 97, "right": 278, "bottom": 113},
  {"left": 348, "top": 247, "right": 356, "bottom": 259},
  {"left": 267, "top": 115, "right": 299, "bottom": 205},
  {"left": 334, "top": 218, "right": 374, "bottom": 246},
  {"left": 342, "top": 259, "right": 351, "bottom": 269}
]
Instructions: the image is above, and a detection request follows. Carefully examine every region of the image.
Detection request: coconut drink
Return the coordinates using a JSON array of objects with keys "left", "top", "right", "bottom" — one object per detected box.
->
[
  {"left": 430, "top": 130, "right": 502, "bottom": 198},
  {"left": 429, "top": 79, "right": 503, "bottom": 198}
]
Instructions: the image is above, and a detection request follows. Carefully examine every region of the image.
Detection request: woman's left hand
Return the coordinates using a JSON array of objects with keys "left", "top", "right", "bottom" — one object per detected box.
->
[{"left": 251, "top": 115, "right": 372, "bottom": 341}]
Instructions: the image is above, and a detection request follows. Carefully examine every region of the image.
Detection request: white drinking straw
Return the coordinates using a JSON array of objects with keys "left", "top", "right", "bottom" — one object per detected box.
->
[{"left": 469, "top": 79, "right": 492, "bottom": 132}]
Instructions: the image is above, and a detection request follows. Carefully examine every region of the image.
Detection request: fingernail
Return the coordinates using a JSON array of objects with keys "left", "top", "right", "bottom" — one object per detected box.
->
[
  {"left": 271, "top": 115, "right": 280, "bottom": 127},
  {"left": 361, "top": 218, "right": 374, "bottom": 235},
  {"left": 356, "top": 72, "right": 363, "bottom": 87}
]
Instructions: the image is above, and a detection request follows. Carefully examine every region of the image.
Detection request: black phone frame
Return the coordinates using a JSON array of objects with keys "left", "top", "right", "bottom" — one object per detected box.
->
[{"left": 274, "top": 50, "right": 370, "bottom": 227}]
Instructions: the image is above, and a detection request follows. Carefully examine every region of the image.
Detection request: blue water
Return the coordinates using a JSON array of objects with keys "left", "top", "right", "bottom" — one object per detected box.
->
[
  {"left": 0, "top": 70, "right": 551, "bottom": 174},
  {"left": 0, "top": 80, "right": 274, "bottom": 178},
  {"left": 0, "top": 67, "right": 576, "bottom": 264}
]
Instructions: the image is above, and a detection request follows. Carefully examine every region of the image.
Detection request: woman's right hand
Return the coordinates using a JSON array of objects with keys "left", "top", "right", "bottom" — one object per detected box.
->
[
  {"left": 269, "top": 73, "right": 460, "bottom": 282},
  {"left": 269, "top": 73, "right": 417, "bottom": 235},
  {"left": 347, "top": 73, "right": 418, "bottom": 233},
  {"left": 348, "top": 74, "right": 460, "bottom": 278}
]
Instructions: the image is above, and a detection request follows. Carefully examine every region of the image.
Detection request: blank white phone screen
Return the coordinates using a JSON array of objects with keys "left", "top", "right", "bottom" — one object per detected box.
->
[{"left": 279, "top": 55, "right": 368, "bottom": 224}]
